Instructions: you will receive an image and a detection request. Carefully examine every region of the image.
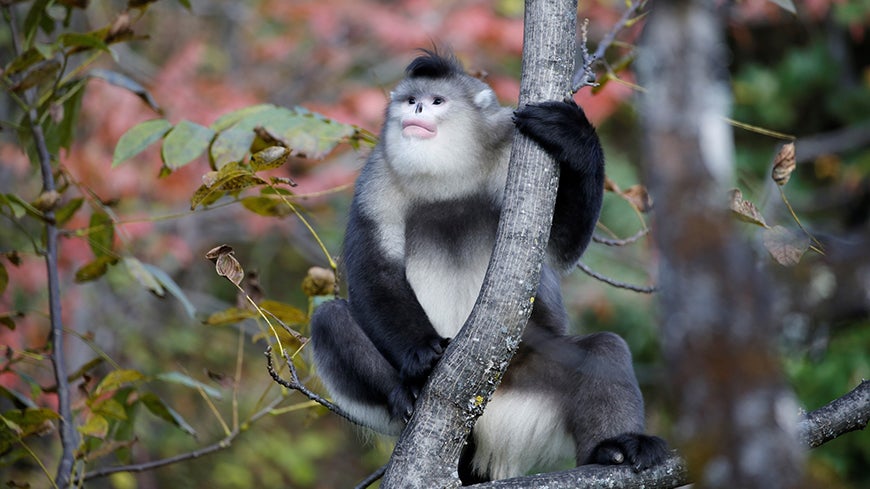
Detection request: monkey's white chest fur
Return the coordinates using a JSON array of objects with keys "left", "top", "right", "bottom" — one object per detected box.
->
[{"left": 405, "top": 241, "right": 491, "bottom": 338}]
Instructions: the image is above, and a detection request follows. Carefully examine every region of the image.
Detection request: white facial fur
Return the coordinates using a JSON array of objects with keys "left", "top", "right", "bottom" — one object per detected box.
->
[{"left": 382, "top": 85, "right": 509, "bottom": 201}]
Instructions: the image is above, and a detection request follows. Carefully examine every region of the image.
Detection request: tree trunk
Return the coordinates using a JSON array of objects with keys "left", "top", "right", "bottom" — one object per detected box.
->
[{"left": 636, "top": 1, "right": 805, "bottom": 487}]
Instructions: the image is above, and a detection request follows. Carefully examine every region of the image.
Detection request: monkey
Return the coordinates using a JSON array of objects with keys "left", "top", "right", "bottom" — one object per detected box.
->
[{"left": 309, "top": 50, "right": 668, "bottom": 483}]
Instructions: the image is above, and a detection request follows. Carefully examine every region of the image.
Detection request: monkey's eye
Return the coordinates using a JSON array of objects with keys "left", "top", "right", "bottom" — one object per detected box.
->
[
  {"left": 432, "top": 97, "right": 445, "bottom": 105},
  {"left": 407, "top": 97, "right": 417, "bottom": 105}
]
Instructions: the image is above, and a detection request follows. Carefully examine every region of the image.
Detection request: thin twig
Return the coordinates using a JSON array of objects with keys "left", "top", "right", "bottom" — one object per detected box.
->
[
  {"left": 353, "top": 464, "right": 387, "bottom": 489},
  {"left": 576, "top": 261, "right": 657, "bottom": 294},
  {"left": 572, "top": 0, "right": 648, "bottom": 92},
  {"left": 592, "top": 228, "right": 650, "bottom": 247},
  {"left": 264, "top": 346, "right": 360, "bottom": 425},
  {"left": 78, "top": 395, "right": 285, "bottom": 483}
]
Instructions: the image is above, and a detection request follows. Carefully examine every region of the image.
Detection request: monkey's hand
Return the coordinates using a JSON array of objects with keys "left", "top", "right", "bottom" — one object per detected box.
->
[
  {"left": 389, "top": 336, "right": 450, "bottom": 422},
  {"left": 587, "top": 433, "right": 670, "bottom": 472},
  {"left": 513, "top": 98, "right": 599, "bottom": 172}
]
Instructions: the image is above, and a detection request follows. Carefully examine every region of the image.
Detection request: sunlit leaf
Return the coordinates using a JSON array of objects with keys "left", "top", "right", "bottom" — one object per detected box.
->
[
  {"left": 113, "top": 119, "right": 172, "bottom": 167},
  {"left": 139, "top": 392, "right": 196, "bottom": 436},
  {"left": 763, "top": 225, "right": 809, "bottom": 266},
  {"left": 95, "top": 369, "right": 145, "bottom": 395},
  {"left": 90, "top": 398, "right": 127, "bottom": 421},
  {"left": 210, "top": 103, "right": 274, "bottom": 132},
  {"left": 142, "top": 263, "right": 197, "bottom": 319},
  {"left": 259, "top": 300, "right": 308, "bottom": 325},
  {"left": 67, "top": 357, "right": 104, "bottom": 383},
  {"left": 250, "top": 146, "right": 290, "bottom": 172},
  {"left": 88, "top": 211, "right": 115, "bottom": 257},
  {"left": 74, "top": 255, "right": 118, "bottom": 283},
  {"left": 156, "top": 372, "right": 222, "bottom": 399},
  {"left": 205, "top": 307, "right": 258, "bottom": 326},
  {"left": 123, "top": 257, "right": 165, "bottom": 296},
  {"left": 161, "top": 120, "right": 215, "bottom": 170},
  {"left": 78, "top": 414, "right": 109, "bottom": 438},
  {"left": 210, "top": 126, "right": 255, "bottom": 169}
]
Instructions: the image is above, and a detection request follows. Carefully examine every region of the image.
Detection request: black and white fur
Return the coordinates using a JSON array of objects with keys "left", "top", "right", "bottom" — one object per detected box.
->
[{"left": 310, "top": 51, "right": 667, "bottom": 483}]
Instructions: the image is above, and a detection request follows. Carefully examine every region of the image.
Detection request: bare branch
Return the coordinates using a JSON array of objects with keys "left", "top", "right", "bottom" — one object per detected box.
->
[
  {"left": 798, "top": 379, "right": 870, "bottom": 448},
  {"left": 576, "top": 261, "right": 657, "bottom": 293},
  {"left": 593, "top": 228, "right": 650, "bottom": 246},
  {"left": 353, "top": 464, "right": 387, "bottom": 489},
  {"left": 264, "top": 346, "right": 360, "bottom": 425},
  {"left": 79, "top": 395, "right": 284, "bottom": 483}
]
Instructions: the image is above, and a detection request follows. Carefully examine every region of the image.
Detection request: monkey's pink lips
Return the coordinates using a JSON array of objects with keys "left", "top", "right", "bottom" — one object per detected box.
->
[{"left": 402, "top": 119, "right": 437, "bottom": 139}]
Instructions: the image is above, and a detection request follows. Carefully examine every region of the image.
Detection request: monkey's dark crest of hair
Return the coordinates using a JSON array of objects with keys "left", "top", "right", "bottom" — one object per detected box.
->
[{"left": 405, "top": 49, "right": 464, "bottom": 79}]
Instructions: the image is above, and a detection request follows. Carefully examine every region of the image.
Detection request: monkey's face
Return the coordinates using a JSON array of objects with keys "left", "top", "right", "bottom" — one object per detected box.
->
[{"left": 397, "top": 94, "right": 448, "bottom": 140}]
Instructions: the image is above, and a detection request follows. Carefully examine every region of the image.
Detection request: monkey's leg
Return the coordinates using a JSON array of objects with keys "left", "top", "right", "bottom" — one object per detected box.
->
[
  {"left": 560, "top": 332, "right": 669, "bottom": 471},
  {"left": 309, "top": 299, "right": 406, "bottom": 435}
]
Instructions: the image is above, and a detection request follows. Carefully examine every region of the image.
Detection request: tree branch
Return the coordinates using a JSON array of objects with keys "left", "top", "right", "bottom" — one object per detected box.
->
[
  {"left": 576, "top": 261, "right": 657, "bottom": 293},
  {"left": 466, "top": 381, "right": 870, "bottom": 488}
]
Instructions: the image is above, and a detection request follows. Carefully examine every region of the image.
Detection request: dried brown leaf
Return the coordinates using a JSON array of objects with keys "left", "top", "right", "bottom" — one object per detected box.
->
[
  {"left": 729, "top": 188, "right": 768, "bottom": 228},
  {"left": 763, "top": 225, "right": 809, "bottom": 266},
  {"left": 772, "top": 142, "right": 796, "bottom": 186},
  {"left": 301, "top": 266, "right": 336, "bottom": 297},
  {"left": 622, "top": 184, "right": 653, "bottom": 213},
  {"left": 205, "top": 245, "right": 244, "bottom": 285}
]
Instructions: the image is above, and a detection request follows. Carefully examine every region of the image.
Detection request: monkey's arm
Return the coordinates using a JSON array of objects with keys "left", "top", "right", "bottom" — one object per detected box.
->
[
  {"left": 343, "top": 206, "right": 448, "bottom": 410},
  {"left": 513, "top": 99, "right": 605, "bottom": 270}
]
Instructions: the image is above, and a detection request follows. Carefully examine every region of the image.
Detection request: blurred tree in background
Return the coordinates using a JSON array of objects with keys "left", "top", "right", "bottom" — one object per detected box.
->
[{"left": 0, "top": 0, "right": 867, "bottom": 488}]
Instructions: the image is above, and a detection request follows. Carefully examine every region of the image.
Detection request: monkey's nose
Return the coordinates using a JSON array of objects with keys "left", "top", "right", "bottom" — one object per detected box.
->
[{"left": 415, "top": 103, "right": 423, "bottom": 114}]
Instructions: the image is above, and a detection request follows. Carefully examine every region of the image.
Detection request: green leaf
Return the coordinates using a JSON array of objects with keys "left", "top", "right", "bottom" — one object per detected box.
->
[
  {"left": 78, "top": 414, "right": 109, "bottom": 438},
  {"left": 205, "top": 307, "right": 258, "bottom": 326},
  {"left": 250, "top": 146, "right": 290, "bottom": 172},
  {"left": 156, "top": 372, "right": 222, "bottom": 400},
  {"left": 2, "top": 408, "right": 60, "bottom": 441},
  {"left": 4, "top": 48, "right": 47, "bottom": 77},
  {"left": 88, "top": 211, "right": 115, "bottom": 258},
  {"left": 0, "top": 386, "right": 37, "bottom": 409},
  {"left": 55, "top": 197, "right": 84, "bottom": 227},
  {"left": 74, "top": 255, "right": 118, "bottom": 283},
  {"left": 58, "top": 32, "right": 110, "bottom": 52},
  {"left": 90, "top": 69, "right": 161, "bottom": 114},
  {"left": 4, "top": 194, "right": 43, "bottom": 220},
  {"left": 210, "top": 126, "right": 255, "bottom": 169},
  {"left": 113, "top": 119, "right": 172, "bottom": 167},
  {"left": 139, "top": 392, "right": 196, "bottom": 436},
  {"left": 10, "top": 59, "right": 61, "bottom": 92},
  {"left": 53, "top": 79, "right": 87, "bottom": 151},
  {"left": 210, "top": 104, "right": 275, "bottom": 132},
  {"left": 161, "top": 120, "right": 215, "bottom": 170},
  {"left": 259, "top": 300, "right": 308, "bottom": 325},
  {"left": 91, "top": 397, "right": 127, "bottom": 421},
  {"left": 95, "top": 369, "right": 145, "bottom": 395},
  {"left": 239, "top": 196, "right": 293, "bottom": 217},
  {"left": 142, "top": 263, "right": 197, "bottom": 319},
  {"left": 123, "top": 257, "right": 164, "bottom": 296}
]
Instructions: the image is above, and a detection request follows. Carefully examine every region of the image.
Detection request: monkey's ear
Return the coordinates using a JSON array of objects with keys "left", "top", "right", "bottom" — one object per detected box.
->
[{"left": 473, "top": 88, "right": 497, "bottom": 109}]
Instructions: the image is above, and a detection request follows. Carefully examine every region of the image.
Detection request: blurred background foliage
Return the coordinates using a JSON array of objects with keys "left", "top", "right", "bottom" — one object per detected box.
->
[{"left": 0, "top": 0, "right": 868, "bottom": 488}]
